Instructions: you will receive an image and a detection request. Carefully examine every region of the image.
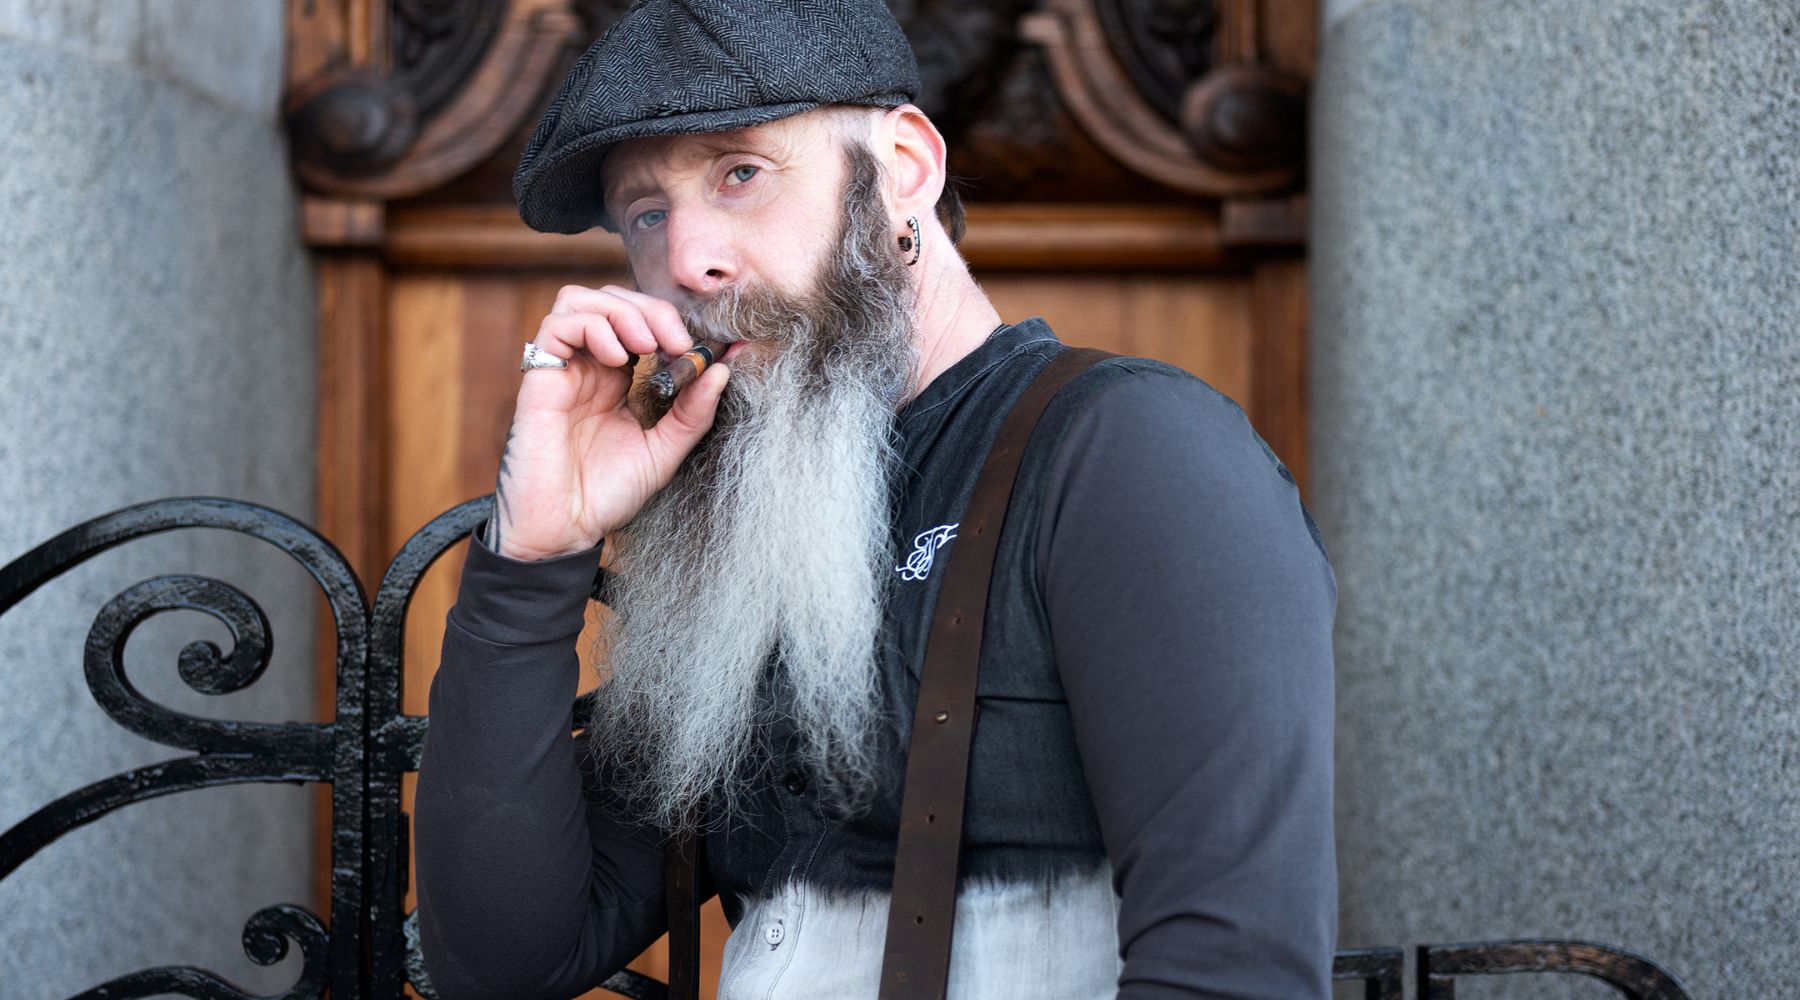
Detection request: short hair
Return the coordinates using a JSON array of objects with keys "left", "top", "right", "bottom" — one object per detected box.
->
[
  {"left": 824, "top": 105, "right": 966, "bottom": 246},
  {"left": 934, "top": 179, "right": 966, "bottom": 246}
]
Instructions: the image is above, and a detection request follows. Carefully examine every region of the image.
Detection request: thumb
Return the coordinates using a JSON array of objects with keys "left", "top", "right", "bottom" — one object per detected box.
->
[{"left": 645, "top": 361, "right": 730, "bottom": 468}]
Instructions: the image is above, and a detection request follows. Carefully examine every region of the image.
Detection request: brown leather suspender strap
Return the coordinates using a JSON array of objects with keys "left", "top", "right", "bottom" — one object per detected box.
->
[
  {"left": 876, "top": 347, "right": 1113, "bottom": 1000},
  {"left": 664, "top": 828, "right": 702, "bottom": 1000},
  {"left": 659, "top": 347, "right": 1113, "bottom": 1000}
]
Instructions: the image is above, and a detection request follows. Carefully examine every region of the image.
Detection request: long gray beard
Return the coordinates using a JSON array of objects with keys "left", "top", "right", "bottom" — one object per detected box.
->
[{"left": 587, "top": 147, "right": 918, "bottom": 832}]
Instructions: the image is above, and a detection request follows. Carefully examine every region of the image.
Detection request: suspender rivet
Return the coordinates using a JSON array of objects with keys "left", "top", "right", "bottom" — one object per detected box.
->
[{"left": 933, "top": 710, "right": 949, "bottom": 723}]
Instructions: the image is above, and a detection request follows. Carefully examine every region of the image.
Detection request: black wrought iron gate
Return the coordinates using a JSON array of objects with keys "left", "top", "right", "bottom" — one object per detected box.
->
[{"left": 0, "top": 498, "right": 1692, "bottom": 999}]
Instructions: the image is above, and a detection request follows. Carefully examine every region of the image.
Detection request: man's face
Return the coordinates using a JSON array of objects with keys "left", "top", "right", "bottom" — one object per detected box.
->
[{"left": 603, "top": 112, "right": 859, "bottom": 330}]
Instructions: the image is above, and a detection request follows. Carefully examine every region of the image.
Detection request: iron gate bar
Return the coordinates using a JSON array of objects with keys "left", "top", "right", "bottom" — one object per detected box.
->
[
  {"left": 366, "top": 497, "right": 663, "bottom": 1000},
  {"left": 365, "top": 496, "right": 488, "bottom": 999},
  {"left": 1331, "top": 947, "right": 1404, "bottom": 1000},
  {"left": 1419, "top": 940, "right": 1692, "bottom": 999}
]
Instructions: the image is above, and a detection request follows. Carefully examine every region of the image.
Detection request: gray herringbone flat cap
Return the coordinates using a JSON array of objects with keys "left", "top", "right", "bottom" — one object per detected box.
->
[{"left": 513, "top": 0, "right": 921, "bottom": 234}]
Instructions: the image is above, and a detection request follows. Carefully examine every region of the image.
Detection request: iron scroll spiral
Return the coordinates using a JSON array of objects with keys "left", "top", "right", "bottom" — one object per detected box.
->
[
  {"left": 0, "top": 497, "right": 365, "bottom": 874},
  {"left": 64, "top": 905, "right": 330, "bottom": 1000},
  {"left": 0, "top": 497, "right": 366, "bottom": 1000}
]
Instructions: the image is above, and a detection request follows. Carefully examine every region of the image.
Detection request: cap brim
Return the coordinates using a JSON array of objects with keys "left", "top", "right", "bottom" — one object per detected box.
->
[{"left": 515, "top": 101, "right": 822, "bottom": 235}]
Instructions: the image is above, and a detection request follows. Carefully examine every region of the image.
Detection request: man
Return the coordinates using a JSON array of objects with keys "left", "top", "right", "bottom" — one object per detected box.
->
[{"left": 413, "top": 2, "right": 1338, "bottom": 998}]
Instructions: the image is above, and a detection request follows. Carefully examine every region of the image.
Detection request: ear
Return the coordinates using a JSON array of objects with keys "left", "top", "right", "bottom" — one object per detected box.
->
[{"left": 874, "top": 104, "right": 947, "bottom": 226}]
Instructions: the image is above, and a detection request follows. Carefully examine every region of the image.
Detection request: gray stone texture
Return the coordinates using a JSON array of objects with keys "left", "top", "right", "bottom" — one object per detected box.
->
[
  {"left": 1321, "top": 0, "right": 1375, "bottom": 30},
  {"left": 0, "top": 5, "right": 316, "bottom": 996},
  {"left": 1313, "top": 0, "right": 1798, "bottom": 996},
  {"left": 0, "top": 0, "right": 284, "bottom": 117}
]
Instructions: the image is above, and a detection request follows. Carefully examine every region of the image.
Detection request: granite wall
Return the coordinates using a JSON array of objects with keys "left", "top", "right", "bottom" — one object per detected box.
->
[
  {"left": 0, "top": 2, "right": 317, "bottom": 995},
  {"left": 1313, "top": 1, "right": 1798, "bottom": 995}
]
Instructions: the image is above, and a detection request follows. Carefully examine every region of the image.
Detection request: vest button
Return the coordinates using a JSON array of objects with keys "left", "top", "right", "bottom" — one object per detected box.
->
[{"left": 783, "top": 771, "right": 809, "bottom": 795}]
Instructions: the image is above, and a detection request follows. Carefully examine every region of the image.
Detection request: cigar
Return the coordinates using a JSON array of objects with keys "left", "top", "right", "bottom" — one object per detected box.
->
[{"left": 646, "top": 338, "right": 730, "bottom": 402}]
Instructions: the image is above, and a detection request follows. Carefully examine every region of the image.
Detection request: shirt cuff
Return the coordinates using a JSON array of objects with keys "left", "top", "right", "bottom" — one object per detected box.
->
[{"left": 448, "top": 519, "right": 603, "bottom": 647}]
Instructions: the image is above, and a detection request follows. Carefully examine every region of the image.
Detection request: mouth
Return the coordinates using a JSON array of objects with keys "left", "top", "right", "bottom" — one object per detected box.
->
[{"left": 651, "top": 336, "right": 749, "bottom": 368}]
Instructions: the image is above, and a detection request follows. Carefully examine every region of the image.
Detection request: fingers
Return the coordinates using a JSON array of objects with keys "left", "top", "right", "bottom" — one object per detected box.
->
[
  {"left": 645, "top": 361, "right": 730, "bottom": 465},
  {"left": 535, "top": 312, "right": 635, "bottom": 367},
  {"left": 547, "top": 284, "right": 693, "bottom": 361},
  {"left": 593, "top": 286, "right": 694, "bottom": 358}
]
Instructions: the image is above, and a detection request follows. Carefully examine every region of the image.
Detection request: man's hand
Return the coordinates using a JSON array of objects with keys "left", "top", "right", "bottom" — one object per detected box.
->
[{"left": 486, "top": 284, "right": 730, "bottom": 562}]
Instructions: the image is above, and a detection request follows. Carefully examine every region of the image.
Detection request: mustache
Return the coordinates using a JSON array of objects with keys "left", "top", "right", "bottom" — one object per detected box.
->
[
  {"left": 679, "top": 280, "right": 822, "bottom": 350},
  {"left": 628, "top": 280, "right": 839, "bottom": 427},
  {"left": 679, "top": 298, "right": 747, "bottom": 347}
]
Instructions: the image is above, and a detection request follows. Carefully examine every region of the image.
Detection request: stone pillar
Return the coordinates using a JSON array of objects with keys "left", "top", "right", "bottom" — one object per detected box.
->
[
  {"left": 0, "top": 3, "right": 317, "bottom": 995},
  {"left": 1312, "top": 1, "right": 1798, "bottom": 994}
]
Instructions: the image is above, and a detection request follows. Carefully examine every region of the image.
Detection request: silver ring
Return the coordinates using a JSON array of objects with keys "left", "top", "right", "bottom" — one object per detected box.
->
[{"left": 520, "top": 343, "right": 570, "bottom": 372}]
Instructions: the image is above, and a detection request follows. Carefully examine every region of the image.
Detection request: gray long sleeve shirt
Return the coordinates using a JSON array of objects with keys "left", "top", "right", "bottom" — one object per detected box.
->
[{"left": 414, "top": 318, "right": 1338, "bottom": 999}]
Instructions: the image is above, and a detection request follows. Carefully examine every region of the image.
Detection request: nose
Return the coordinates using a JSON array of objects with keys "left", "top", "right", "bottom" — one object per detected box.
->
[{"left": 663, "top": 209, "right": 736, "bottom": 296}]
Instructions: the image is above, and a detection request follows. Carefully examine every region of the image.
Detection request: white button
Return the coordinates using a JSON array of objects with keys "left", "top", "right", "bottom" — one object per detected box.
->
[{"left": 763, "top": 924, "right": 784, "bottom": 945}]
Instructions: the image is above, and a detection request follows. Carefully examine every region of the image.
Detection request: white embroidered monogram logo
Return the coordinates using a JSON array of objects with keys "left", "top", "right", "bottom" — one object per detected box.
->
[{"left": 896, "top": 523, "right": 959, "bottom": 581}]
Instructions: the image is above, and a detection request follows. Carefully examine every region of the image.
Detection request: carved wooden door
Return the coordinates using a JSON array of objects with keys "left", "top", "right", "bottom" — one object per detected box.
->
[{"left": 285, "top": 1, "right": 1315, "bottom": 996}]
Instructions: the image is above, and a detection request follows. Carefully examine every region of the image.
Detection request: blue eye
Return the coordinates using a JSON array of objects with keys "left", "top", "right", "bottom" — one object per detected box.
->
[
  {"left": 632, "top": 208, "right": 667, "bottom": 230},
  {"left": 727, "top": 165, "right": 759, "bottom": 184}
]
